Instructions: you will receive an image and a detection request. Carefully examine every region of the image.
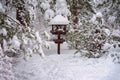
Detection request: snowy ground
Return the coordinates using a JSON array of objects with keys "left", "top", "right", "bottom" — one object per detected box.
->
[{"left": 13, "top": 42, "right": 120, "bottom": 80}]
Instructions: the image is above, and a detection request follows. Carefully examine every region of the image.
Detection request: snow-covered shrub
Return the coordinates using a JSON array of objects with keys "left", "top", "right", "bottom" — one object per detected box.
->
[
  {"left": 85, "top": 27, "right": 107, "bottom": 58},
  {"left": 66, "top": 4, "right": 109, "bottom": 58},
  {"left": 0, "top": 12, "right": 20, "bottom": 57},
  {"left": 67, "top": 25, "right": 107, "bottom": 58},
  {"left": 15, "top": 27, "right": 46, "bottom": 59},
  {"left": 0, "top": 3, "right": 15, "bottom": 80},
  {"left": 0, "top": 1, "right": 48, "bottom": 80},
  {"left": 0, "top": 1, "right": 45, "bottom": 59},
  {"left": 66, "top": 0, "right": 120, "bottom": 58},
  {"left": 0, "top": 16, "right": 45, "bottom": 58}
]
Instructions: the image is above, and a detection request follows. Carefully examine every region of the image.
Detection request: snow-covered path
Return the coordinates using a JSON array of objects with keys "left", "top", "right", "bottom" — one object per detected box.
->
[{"left": 13, "top": 42, "right": 120, "bottom": 80}]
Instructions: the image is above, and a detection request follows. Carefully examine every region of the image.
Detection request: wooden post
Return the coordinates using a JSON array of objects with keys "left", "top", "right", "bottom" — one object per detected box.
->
[
  {"left": 58, "top": 33, "right": 61, "bottom": 55},
  {"left": 58, "top": 43, "right": 60, "bottom": 55}
]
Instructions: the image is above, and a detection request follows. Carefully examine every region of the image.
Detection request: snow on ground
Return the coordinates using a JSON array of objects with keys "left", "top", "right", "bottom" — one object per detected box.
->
[{"left": 13, "top": 42, "right": 120, "bottom": 80}]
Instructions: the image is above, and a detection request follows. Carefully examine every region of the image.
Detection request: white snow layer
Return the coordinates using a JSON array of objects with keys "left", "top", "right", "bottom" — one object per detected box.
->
[
  {"left": 40, "top": 1, "right": 50, "bottom": 10},
  {"left": 11, "top": 35, "right": 20, "bottom": 50},
  {"left": 49, "top": 15, "right": 69, "bottom": 25},
  {"left": 0, "top": 28, "right": 7, "bottom": 36},
  {"left": 0, "top": 2, "right": 5, "bottom": 13},
  {"left": 44, "top": 9, "right": 55, "bottom": 20},
  {"left": 96, "top": 12, "right": 103, "bottom": 18},
  {"left": 55, "top": 8, "right": 71, "bottom": 17},
  {"left": 13, "top": 42, "right": 120, "bottom": 80},
  {"left": 55, "top": 0, "right": 71, "bottom": 17},
  {"left": 104, "top": 28, "right": 111, "bottom": 36}
]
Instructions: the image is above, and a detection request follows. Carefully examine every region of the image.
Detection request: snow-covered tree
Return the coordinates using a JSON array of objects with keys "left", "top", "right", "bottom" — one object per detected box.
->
[
  {"left": 54, "top": 0, "right": 71, "bottom": 17},
  {"left": 67, "top": 12, "right": 108, "bottom": 58},
  {"left": 0, "top": 2, "right": 15, "bottom": 80},
  {"left": 40, "top": 0, "right": 54, "bottom": 21},
  {"left": 66, "top": 0, "right": 112, "bottom": 58},
  {"left": 66, "top": 0, "right": 120, "bottom": 58},
  {"left": 40, "top": 0, "right": 70, "bottom": 21},
  {"left": 0, "top": 0, "right": 46, "bottom": 58},
  {"left": 91, "top": 0, "right": 120, "bottom": 60}
]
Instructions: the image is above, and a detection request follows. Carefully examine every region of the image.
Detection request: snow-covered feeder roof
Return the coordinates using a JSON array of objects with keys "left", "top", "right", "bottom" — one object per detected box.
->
[{"left": 49, "top": 15, "right": 69, "bottom": 25}]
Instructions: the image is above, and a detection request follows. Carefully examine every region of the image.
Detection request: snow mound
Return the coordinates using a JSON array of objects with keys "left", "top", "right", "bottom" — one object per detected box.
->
[
  {"left": 13, "top": 42, "right": 120, "bottom": 80},
  {"left": 49, "top": 15, "right": 69, "bottom": 25},
  {"left": 14, "top": 53, "right": 120, "bottom": 80}
]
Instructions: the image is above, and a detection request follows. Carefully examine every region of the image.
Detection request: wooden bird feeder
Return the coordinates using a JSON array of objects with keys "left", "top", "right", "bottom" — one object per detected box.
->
[{"left": 49, "top": 15, "right": 69, "bottom": 55}]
